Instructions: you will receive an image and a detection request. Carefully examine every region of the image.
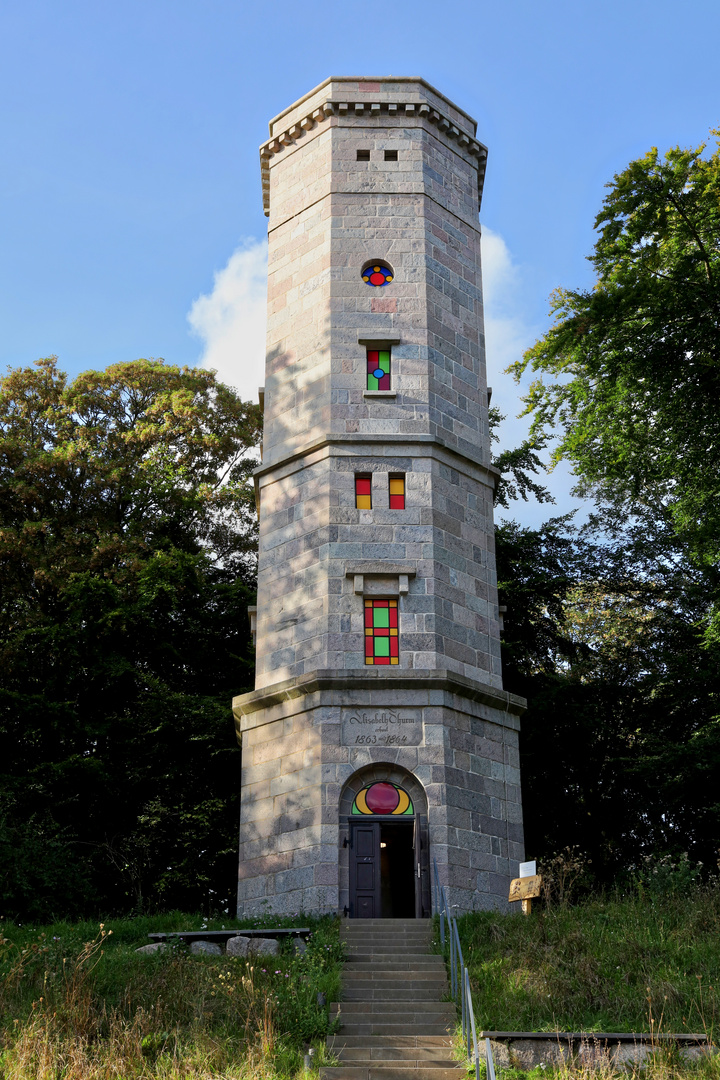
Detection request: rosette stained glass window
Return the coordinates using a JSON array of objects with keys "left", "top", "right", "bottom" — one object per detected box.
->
[
  {"left": 366, "top": 348, "right": 391, "bottom": 391},
  {"left": 365, "top": 599, "right": 399, "bottom": 665},
  {"left": 355, "top": 475, "right": 372, "bottom": 510},
  {"left": 389, "top": 475, "right": 405, "bottom": 509},
  {"left": 362, "top": 263, "right": 393, "bottom": 287},
  {"left": 352, "top": 781, "right": 413, "bottom": 815}
]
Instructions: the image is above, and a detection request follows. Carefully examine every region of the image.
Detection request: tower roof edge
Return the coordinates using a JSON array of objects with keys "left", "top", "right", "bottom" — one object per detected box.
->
[{"left": 267, "top": 76, "right": 479, "bottom": 138}]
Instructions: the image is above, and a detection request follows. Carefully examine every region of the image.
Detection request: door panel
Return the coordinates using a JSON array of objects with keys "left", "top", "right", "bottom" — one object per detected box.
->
[
  {"left": 349, "top": 822, "right": 381, "bottom": 918},
  {"left": 413, "top": 816, "right": 422, "bottom": 919}
]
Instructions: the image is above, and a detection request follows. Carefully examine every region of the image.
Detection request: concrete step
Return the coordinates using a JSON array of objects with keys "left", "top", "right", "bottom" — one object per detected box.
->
[
  {"left": 329, "top": 1037, "right": 456, "bottom": 1049},
  {"left": 346, "top": 962, "right": 445, "bottom": 972},
  {"left": 332, "top": 1004, "right": 456, "bottom": 1018},
  {"left": 337, "top": 1022, "right": 455, "bottom": 1033},
  {"left": 341, "top": 973, "right": 448, "bottom": 985},
  {"left": 330, "top": 1061, "right": 460, "bottom": 1071},
  {"left": 341, "top": 931, "right": 433, "bottom": 939},
  {"left": 319, "top": 1067, "right": 463, "bottom": 1079},
  {"left": 343, "top": 920, "right": 431, "bottom": 928},
  {"left": 347, "top": 946, "right": 442, "bottom": 954},
  {"left": 343, "top": 933, "right": 433, "bottom": 941},
  {"left": 336, "top": 1048, "right": 458, "bottom": 1062},
  {"left": 342, "top": 989, "right": 447, "bottom": 1002}
]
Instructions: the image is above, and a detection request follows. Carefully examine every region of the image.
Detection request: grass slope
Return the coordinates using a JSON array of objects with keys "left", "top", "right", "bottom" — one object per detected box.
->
[
  {"left": 458, "top": 889, "right": 720, "bottom": 1036},
  {"left": 0, "top": 912, "right": 343, "bottom": 1079}
]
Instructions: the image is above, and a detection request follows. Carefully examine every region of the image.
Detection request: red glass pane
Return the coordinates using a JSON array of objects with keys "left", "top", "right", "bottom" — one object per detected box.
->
[
  {"left": 365, "top": 782, "right": 400, "bottom": 813},
  {"left": 390, "top": 637, "right": 399, "bottom": 657},
  {"left": 355, "top": 478, "right": 371, "bottom": 496},
  {"left": 389, "top": 606, "right": 398, "bottom": 629},
  {"left": 389, "top": 494, "right": 405, "bottom": 508}
]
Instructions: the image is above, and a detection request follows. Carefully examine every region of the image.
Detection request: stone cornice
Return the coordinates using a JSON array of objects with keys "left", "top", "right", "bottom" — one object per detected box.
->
[
  {"left": 260, "top": 98, "right": 488, "bottom": 217},
  {"left": 232, "top": 669, "right": 526, "bottom": 735},
  {"left": 254, "top": 433, "right": 500, "bottom": 488}
]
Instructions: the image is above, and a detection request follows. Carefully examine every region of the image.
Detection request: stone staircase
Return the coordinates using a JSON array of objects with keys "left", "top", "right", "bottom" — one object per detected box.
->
[{"left": 321, "top": 919, "right": 464, "bottom": 1080}]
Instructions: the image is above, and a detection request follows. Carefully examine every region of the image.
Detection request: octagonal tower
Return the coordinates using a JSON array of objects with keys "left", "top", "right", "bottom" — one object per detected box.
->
[{"left": 233, "top": 77, "right": 525, "bottom": 918}]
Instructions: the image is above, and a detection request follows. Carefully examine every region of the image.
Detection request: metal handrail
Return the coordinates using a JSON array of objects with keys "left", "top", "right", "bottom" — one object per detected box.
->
[{"left": 433, "top": 858, "right": 496, "bottom": 1080}]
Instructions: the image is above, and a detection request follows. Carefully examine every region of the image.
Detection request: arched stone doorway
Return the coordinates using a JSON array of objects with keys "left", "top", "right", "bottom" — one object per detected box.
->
[{"left": 339, "top": 764, "right": 431, "bottom": 918}]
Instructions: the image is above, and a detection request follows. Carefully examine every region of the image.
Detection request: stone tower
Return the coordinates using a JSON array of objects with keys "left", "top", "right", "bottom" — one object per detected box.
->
[{"left": 233, "top": 77, "right": 525, "bottom": 918}]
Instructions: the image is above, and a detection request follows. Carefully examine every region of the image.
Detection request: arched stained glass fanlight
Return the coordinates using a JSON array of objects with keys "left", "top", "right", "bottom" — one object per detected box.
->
[{"left": 351, "top": 781, "right": 413, "bottom": 815}]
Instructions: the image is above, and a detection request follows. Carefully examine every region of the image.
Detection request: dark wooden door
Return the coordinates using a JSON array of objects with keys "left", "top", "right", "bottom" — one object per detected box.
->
[{"left": 349, "top": 821, "right": 381, "bottom": 918}]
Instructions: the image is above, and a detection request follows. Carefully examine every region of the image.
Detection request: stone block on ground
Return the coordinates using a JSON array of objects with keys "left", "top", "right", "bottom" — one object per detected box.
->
[
  {"left": 190, "top": 940, "right": 223, "bottom": 956},
  {"left": 250, "top": 937, "right": 280, "bottom": 956},
  {"left": 227, "top": 935, "right": 252, "bottom": 957},
  {"left": 135, "top": 942, "right": 168, "bottom": 955}
]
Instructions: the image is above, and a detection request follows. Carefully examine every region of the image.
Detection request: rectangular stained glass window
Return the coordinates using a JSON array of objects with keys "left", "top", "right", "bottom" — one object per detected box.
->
[
  {"left": 365, "top": 599, "right": 399, "bottom": 665},
  {"left": 389, "top": 474, "right": 405, "bottom": 509},
  {"left": 367, "top": 348, "right": 391, "bottom": 391},
  {"left": 355, "top": 474, "right": 372, "bottom": 510}
]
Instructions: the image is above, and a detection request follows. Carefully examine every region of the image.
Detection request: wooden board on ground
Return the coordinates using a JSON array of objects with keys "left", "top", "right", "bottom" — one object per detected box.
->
[{"left": 509, "top": 874, "right": 542, "bottom": 901}]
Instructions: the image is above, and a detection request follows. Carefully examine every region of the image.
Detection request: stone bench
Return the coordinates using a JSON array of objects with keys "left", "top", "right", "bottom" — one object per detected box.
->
[
  {"left": 137, "top": 927, "right": 313, "bottom": 957},
  {"left": 147, "top": 928, "right": 311, "bottom": 946}
]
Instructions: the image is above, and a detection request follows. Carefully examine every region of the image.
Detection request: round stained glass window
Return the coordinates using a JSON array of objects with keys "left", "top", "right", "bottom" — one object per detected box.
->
[
  {"left": 362, "top": 262, "right": 394, "bottom": 287},
  {"left": 351, "top": 782, "right": 413, "bottom": 815}
]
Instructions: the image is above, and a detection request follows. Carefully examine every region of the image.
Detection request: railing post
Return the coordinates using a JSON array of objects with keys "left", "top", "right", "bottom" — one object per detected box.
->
[{"left": 485, "top": 1038, "right": 496, "bottom": 1080}]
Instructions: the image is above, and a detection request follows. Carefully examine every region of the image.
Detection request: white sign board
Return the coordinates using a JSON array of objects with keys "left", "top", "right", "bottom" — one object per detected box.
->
[{"left": 519, "top": 860, "right": 536, "bottom": 878}]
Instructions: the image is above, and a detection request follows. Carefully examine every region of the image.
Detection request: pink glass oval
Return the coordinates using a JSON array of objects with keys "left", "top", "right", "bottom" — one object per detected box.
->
[{"left": 365, "top": 782, "right": 400, "bottom": 813}]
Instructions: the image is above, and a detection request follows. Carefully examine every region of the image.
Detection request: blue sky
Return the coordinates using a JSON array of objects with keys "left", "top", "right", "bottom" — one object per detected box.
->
[{"left": 2, "top": 0, "right": 719, "bottom": 524}]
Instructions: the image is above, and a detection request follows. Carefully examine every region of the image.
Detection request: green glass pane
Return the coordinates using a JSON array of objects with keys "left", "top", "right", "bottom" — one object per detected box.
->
[
  {"left": 351, "top": 799, "right": 359, "bottom": 814},
  {"left": 367, "top": 372, "right": 379, "bottom": 391},
  {"left": 379, "top": 351, "right": 390, "bottom": 372},
  {"left": 373, "top": 608, "right": 390, "bottom": 628},
  {"left": 374, "top": 637, "right": 390, "bottom": 657},
  {"left": 402, "top": 800, "right": 414, "bottom": 815}
]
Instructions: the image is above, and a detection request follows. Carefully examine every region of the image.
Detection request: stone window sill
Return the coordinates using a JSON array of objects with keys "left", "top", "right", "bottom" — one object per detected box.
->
[{"left": 363, "top": 390, "right": 397, "bottom": 398}]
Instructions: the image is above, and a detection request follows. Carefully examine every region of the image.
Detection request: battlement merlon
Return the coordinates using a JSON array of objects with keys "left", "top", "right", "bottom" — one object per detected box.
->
[{"left": 260, "top": 76, "right": 488, "bottom": 217}]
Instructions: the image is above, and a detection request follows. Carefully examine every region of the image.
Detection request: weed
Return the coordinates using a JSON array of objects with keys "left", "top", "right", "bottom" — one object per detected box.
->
[{"left": 0, "top": 913, "right": 342, "bottom": 1078}]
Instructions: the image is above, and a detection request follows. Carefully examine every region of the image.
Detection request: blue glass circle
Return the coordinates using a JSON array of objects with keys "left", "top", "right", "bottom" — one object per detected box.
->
[{"left": 373, "top": 368, "right": 384, "bottom": 379}]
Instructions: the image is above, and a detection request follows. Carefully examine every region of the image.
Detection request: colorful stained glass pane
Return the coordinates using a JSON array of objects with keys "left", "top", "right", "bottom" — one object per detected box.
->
[
  {"left": 355, "top": 475, "right": 372, "bottom": 509},
  {"left": 352, "top": 782, "right": 414, "bottom": 815},
  {"left": 366, "top": 349, "right": 391, "bottom": 391},
  {"left": 361, "top": 263, "right": 393, "bottom": 287},
  {"left": 365, "top": 599, "right": 399, "bottom": 664},
  {"left": 389, "top": 475, "right": 405, "bottom": 509}
]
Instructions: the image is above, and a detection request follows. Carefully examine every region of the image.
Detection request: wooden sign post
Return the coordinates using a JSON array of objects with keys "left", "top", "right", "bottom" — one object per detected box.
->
[{"left": 509, "top": 861, "right": 541, "bottom": 915}]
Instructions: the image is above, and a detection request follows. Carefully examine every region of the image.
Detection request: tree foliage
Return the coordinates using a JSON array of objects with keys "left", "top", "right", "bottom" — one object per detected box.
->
[
  {"left": 0, "top": 358, "right": 260, "bottom": 920},
  {"left": 498, "top": 133, "right": 720, "bottom": 872},
  {"left": 511, "top": 134, "right": 720, "bottom": 594},
  {"left": 496, "top": 506, "right": 720, "bottom": 880}
]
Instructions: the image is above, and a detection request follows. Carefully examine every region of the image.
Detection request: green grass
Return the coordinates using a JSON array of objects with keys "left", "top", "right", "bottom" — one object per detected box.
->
[
  {"left": 0, "top": 912, "right": 343, "bottom": 1079},
  {"left": 455, "top": 887, "right": 720, "bottom": 1036}
]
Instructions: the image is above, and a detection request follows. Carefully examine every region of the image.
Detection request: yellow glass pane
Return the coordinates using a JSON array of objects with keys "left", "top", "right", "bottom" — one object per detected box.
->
[
  {"left": 356, "top": 495, "right": 372, "bottom": 509},
  {"left": 390, "top": 657, "right": 399, "bottom": 664},
  {"left": 389, "top": 478, "right": 405, "bottom": 495}
]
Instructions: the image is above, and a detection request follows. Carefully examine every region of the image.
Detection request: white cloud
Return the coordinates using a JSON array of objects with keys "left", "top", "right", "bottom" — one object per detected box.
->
[
  {"left": 188, "top": 238, "right": 268, "bottom": 403},
  {"left": 481, "top": 227, "right": 586, "bottom": 526}
]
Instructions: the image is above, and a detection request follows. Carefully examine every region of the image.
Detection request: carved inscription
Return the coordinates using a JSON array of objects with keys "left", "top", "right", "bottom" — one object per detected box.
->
[{"left": 341, "top": 707, "right": 422, "bottom": 747}]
